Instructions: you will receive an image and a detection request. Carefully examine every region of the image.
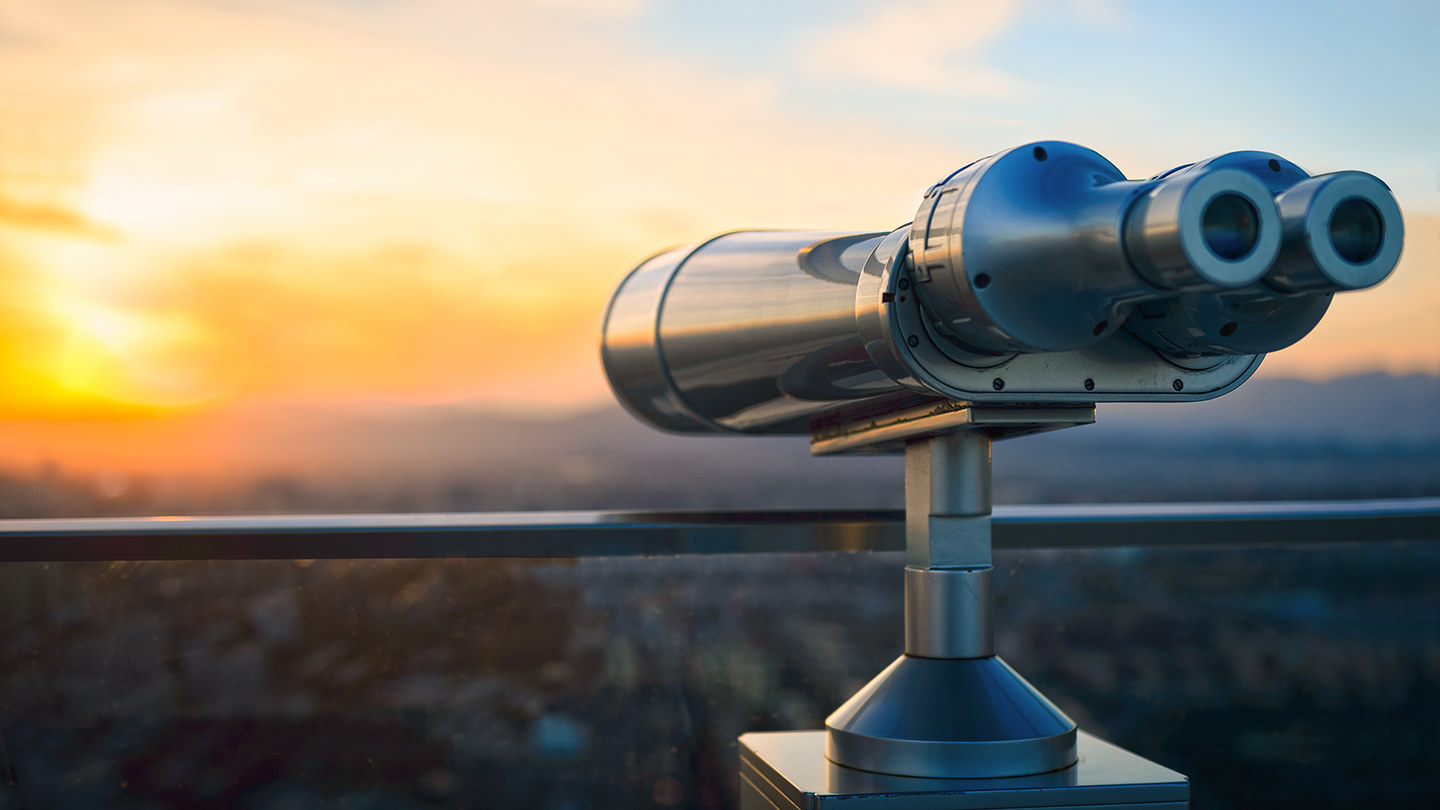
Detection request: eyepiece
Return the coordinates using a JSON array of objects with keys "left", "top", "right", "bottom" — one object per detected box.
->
[
  {"left": 1267, "top": 171, "right": 1403, "bottom": 293},
  {"left": 1202, "top": 193, "right": 1260, "bottom": 261},
  {"left": 1126, "top": 167, "right": 1281, "bottom": 291},
  {"left": 1329, "top": 197, "right": 1384, "bottom": 264}
]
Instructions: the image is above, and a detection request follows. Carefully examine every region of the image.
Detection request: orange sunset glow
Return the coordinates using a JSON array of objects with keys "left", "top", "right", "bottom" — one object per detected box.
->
[{"left": 0, "top": 0, "right": 1436, "bottom": 480}]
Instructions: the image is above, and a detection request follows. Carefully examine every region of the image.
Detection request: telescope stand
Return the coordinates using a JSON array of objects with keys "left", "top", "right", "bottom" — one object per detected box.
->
[{"left": 739, "top": 409, "right": 1190, "bottom": 809}]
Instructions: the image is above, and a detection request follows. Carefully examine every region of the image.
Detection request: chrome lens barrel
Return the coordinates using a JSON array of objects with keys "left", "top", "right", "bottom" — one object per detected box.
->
[
  {"left": 1125, "top": 166, "right": 1282, "bottom": 291},
  {"left": 601, "top": 230, "right": 906, "bottom": 434},
  {"left": 1269, "top": 171, "right": 1404, "bottom": 293},
  {"left": 600, "top": 243, "right": 715, "bottom": 433}
]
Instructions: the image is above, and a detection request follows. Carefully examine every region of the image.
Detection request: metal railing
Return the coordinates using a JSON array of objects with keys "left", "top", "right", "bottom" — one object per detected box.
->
[
  {"left": 3, "top": 497, "right": 1438, "bottom": 810},
  {"left": 2, "top": 497, "right": 1438, "bottom": 561}
]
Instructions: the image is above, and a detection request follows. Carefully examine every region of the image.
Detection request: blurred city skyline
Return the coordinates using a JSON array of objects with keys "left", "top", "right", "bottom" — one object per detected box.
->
[
  {"left": 0, "top": 372, "right": 1432, "bottom": 518},
  {"left": 0, "top": 0, "right": 1436, "bottom": 472}
]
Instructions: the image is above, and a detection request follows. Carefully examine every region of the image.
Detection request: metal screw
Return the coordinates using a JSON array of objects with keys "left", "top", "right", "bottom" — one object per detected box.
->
[
  {"left": 907, "top": 335, "right": 920, "bottom": 347},
  {"left": 992, "top": 378, "right": 1005, "bottom": 391},
  {"left": 1084, "top": 378, "right": 1095, "bottom": 391},
  {"left": 898, "top": 278, "right": 911, "bottom": 291},
  {"left": 1172, "top": 379, "right": 1184, "bottom": 391}
]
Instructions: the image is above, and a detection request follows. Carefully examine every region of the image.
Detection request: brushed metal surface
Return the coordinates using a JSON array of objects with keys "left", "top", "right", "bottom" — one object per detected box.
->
[
  {"left": 858, "top": 219, "right": 1265, "bottom": 405},
  {"left": 741, "top": 729, "right": 1188, "bottom": 809},
  {"left": 906, "top": 432, "right": 992, "bottom": 567},
  {"left": 824, "top": 656, "right": 1077, "bottom": 779},
  {"left": 0, "top": 498, "right": 1438, "bottom": 561},
  {"left": 809, "top": 402, "right": 1095, "bottom": 456},
  {"left": 908, "top": 431, "right": 992, "bottom": 518},
  {"left": 905, "top": 567, "right": 994, "bottom": 658},
  {"left": 1124, "top": 166, "right": 1280, "bottom": 291},
  {"left": 1271, "top": 170, "right": 1404, "bottom": 292},
  {"left": 910, "top": 143, "right": 1279, "bottom": 354},
  {"left": 599, "top": 243, "right": 719, "bottom": 433}
]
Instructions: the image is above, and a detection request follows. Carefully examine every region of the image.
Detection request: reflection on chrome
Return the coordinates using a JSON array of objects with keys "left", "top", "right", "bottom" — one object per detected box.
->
[
  {"left": 602, "top": 142, "right": 1404, "bottom": 437},
  {"left": 604, "top": 141, "right": 1408, "bottom": 804}
]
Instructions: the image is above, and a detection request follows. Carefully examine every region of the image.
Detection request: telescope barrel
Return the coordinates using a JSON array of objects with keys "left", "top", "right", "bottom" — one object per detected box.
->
[
  {"left": 602, "top": 230, "right": 904, "bottom": 434},
  {"left": 601, "top": 142, "right": 1404, "bottom": 436}
]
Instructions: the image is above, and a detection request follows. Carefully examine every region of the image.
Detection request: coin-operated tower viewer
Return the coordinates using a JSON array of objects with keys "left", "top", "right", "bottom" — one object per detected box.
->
[{"left": 601, "top": 142, "right": 1404, "bottom": 809}]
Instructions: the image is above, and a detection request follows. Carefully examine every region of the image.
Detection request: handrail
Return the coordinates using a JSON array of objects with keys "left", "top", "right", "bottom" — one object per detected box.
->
[{"left": 0, "top": 498, "right": 1436, "bottom": 561}]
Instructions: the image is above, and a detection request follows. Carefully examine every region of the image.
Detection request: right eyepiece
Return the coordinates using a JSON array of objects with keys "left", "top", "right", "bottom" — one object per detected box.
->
[
  {"left": 1120, "top": 155, "right": 1406, "bottom": 361},
  {"left": 1267, "top": 171, "right": 1404, "bottom": 293}
]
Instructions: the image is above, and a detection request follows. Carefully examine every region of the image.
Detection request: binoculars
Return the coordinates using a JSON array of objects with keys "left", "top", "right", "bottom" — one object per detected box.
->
[
  {"left": 602, "top": 142, "right": 1402, "bottom": 438},
  {"left": 602, "top": 142, "right": 1406, "bottom": 797}
]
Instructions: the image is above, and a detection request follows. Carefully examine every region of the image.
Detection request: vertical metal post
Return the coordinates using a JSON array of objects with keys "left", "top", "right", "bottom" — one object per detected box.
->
[
  {"left": 754, "top": 422, "right": 1181, "bottom": 801},
  {"left": 825, "top": 426, "right": 1077, "bottom": 779},
  {"left": 903, "top": 431, "right": 995, "bottom": 659}
]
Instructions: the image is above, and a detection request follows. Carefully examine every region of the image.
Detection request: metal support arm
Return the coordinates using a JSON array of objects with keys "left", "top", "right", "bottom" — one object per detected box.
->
[
  {"left": 824, "top": 426, "right": 1078, "bottom": 780},
  {"left": 904, "top": 431, "right": 994, "bottom": 659}
]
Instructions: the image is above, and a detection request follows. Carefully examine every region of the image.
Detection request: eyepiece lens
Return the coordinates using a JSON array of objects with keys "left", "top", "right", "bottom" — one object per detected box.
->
[
  {"left": 1202, "top": 194, "right": 1259, "bottom": 261},
  {"left": 1329, "top": 198, "right": 1383, "bottom": 264}
]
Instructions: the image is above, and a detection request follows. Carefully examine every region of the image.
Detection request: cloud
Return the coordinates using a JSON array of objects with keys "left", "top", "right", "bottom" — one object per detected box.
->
[
  {"left": 489, "top": 0, "right": 649, "bottom": 18},
  {"left": 0, "top": 0, "right": 1426, "bottom": 428},
  {"left": 0, "top": 0, "right": 969, "bottom": 416},
  {"left": 109, "top": 237, "right": 622, "bottom": 404},
  {"left": 1068, "top": 0, "right": 1126, "bottom": 27},
  {"left": 800, "top": 0, "right": 1024, "bottom": 94},
  {"left": 0, "top": 194, "right": 118, "bottom": 240}
]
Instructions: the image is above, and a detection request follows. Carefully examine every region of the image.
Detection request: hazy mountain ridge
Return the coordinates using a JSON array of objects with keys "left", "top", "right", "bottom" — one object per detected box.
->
[
  {"left": 1096, "top": 372, "right": 1440, "bottom": 441},
  {"left": 0, "top": 373, "right": 1435, "bottom": 518}
]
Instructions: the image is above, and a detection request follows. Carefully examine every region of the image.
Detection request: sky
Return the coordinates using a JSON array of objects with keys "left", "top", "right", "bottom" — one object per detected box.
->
[{"left": 0, "top": 0, "right": 1436, "bottom": 441}]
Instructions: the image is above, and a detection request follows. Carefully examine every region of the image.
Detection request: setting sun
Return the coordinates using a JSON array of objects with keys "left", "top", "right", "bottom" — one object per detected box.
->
[{"left": 0, "top": 0, "right": 1435, "bottom": 475}]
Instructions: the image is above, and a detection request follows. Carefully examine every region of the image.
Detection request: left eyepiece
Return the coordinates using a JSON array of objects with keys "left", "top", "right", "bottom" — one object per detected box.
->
[{"left": 1124, "top": 165, "right": 1282, "bottom": 292}]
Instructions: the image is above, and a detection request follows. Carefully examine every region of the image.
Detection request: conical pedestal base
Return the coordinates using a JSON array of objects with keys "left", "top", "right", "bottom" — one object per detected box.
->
[{"left": 825, "top": 655, "right": 1078, "bottom": 779}]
